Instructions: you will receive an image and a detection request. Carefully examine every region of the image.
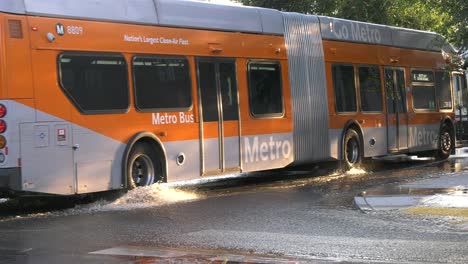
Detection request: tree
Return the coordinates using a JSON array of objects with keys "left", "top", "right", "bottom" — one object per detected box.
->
[
  {"left": 239, "top": 0, "right": 338, "bottom": 15},
  {"left": 437, "top": 0, "right": 468, "bottom": 52}
]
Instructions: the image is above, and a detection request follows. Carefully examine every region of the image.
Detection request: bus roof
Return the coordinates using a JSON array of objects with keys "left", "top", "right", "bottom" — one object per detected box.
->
[
  {"left": 0, "top": 0, "right": 455, "bottom": 53},
  {"left": 318, "top": 16, "right": 456, "bottom": 54},
  {"left": 0, "top": 0, "right": 284, "bottom": 35}
]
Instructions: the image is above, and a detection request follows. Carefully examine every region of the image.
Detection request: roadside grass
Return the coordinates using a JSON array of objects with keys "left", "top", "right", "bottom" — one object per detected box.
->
[{"left": 405, "top": 207, "right": 468, "bottom": 220}]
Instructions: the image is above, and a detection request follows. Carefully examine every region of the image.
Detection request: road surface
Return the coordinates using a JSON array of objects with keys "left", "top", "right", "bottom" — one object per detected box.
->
[{"left": 0, "top": 157, "right": 467, "bottom": 263}]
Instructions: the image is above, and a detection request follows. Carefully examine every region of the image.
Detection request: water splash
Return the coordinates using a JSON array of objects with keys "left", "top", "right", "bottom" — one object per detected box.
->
[
  {"left": 346, "top": 168, "right": 367, "bottom": 175},
  {"left": 0, "top": 198, "right": 8, "bottom": 204},
  {"left": 108, "top": 184, "right": 200, "bottom": 210},
  {"left": 59, "top": 184, "right": 202, "bottom": 216}
]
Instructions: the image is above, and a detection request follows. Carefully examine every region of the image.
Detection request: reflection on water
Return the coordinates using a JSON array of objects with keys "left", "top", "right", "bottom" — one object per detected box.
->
[
  {"left": 421, "top": 192, "right": 468, "bottom": 208},
  {"left": 439, "top": 159, "right": 468, "bottom": 173}
]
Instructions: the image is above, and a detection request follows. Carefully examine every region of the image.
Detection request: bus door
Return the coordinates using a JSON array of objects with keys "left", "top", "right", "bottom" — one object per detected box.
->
[
  {"left": 453, "top": 72, "right": 468, "bottom": 138},
  {"left": 197, "top": 58, "right": 240, "bottom": 175},
  {"left": 384, "top": 68, "right": 408, "bottom": 152}
]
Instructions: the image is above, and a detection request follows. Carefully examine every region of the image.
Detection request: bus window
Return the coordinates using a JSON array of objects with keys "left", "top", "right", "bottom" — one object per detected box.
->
[
  {"left": 332, "top": 64, "right": 356, "bottom": 113},
  {"left": 247, "top": 61, "right": 283, "bottom": 117},
  {"left": 220, "top": 62, "right": 239, "bottom": 121},
  {"left": 358, "top": 65, "right": 383, "bottom": 112},
  {"left": 454, "top": 73, "right": 468, "bottom": 108},
  {"left": 435, "top": 71, "right": 452, "bottom": 110},
  {"left": 59, "top": 53, "right": 129, "bottom": 113},
  {"left": 411, "top": 70, "right": 436, "bottom": 111},
  {"left": 133, "top": 56, "right": 191, "bottom": 111}
]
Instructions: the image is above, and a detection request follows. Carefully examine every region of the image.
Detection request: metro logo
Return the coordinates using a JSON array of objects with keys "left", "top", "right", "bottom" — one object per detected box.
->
[
  {"left": 331, "top": 19, "right": 382, "bottom": 44},
  {"left": 409, "top": 127, "right": 438, "bottom": 147},
  {"left": 244, "top": 136, "right": 292, "bottom": 163}
]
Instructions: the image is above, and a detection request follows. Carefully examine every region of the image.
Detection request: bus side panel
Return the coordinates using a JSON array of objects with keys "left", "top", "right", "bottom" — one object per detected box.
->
[
  {"left": 164, "top": 139, "right": 200, "bottom": 182},
  {"left": 19, "top": 121, "right": 75, "bottom": 195},
  {"left": 241, "top": 133, "right": 294, "bottom": 172},
  {"left": 3, "top": 14, "right": 34, "bottom": 99},
  {"left": 237, "top": 57, "right": 294, "bottom": 172},
  {"left": 362, "top": 127, "right": 388, "bottom": 157},
  {"left": 72, "top": 125, "right": 126, "bottom": 193},
  {"left": 283, "top": 13, "right": 331, "bottom": 164},
  {"left": 329, "top": 127, "right": 388, "bottom": 160},
  {"left": 407, "top": 116, "right": 440, "bottom": 152}
]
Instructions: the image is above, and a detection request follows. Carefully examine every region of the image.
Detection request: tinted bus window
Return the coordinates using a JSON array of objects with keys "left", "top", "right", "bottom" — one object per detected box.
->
[
  {"left": 453, "top": 73, "right": 468, "bottom": 108},
  {"left": 412, "top": 70, "right": 436, "bottom": 110},
  {"left": 220, "top": 62, "right": 239, "bottom": 121},
  {"left": 333, "top": 64, "right": 356, "bottom": 113},
  {"left": 59, "top": 53, "right": 129, "bottom": 113},
  {"left": 359, "top": 65, "right": 383, "bottom": 112},
  {"left": 133, "top": 56, "right": 191, "bottom": 111},
  {"left": 435, "top": 71, "right": 452, "bottom": 110},
  {"left": 248, "top": 61, "right": 283, "bottom": 117}
]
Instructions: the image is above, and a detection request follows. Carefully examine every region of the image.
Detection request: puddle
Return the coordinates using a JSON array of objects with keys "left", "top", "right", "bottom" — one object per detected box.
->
[
  {"left": 420, "top": 192, "right": 468, "bottom": 208},
  {"left": 91, "top": 246, "right": 297, "bottom": 264}
]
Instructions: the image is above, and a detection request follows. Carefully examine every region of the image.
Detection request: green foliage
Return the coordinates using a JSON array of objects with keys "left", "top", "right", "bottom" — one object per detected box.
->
[
  {"left": 239, "top": 0, "right": 467, "bottom": 52},
  {"left": 239, "top": 0, "right": 338, "bottom": 14}
]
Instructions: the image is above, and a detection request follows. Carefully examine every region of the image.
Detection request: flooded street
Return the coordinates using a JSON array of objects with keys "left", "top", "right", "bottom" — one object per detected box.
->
[{"left": 1, "top": 157, "right": 468, "bottom": 263}]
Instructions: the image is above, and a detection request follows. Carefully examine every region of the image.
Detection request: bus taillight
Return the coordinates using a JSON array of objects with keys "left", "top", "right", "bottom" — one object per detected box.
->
[
  {"left": 0, "top": 104, "right": 6, "bottom": 118},
  {"left": 0, "top": 135, "right": 6, "bottom": 149},
  {"left": 0, "top": 120, "right": 6, "bottom": 133}
]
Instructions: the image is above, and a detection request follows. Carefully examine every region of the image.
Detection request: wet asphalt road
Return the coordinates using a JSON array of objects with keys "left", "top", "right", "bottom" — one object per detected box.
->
[{"left": 1, "top": 158, "right": 468, "bottom": 263}]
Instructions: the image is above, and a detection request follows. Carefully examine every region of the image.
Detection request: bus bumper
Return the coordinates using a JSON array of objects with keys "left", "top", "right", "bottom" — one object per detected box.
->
[{"left": 0, "top": 168, "right": 21, "bottom": 192}]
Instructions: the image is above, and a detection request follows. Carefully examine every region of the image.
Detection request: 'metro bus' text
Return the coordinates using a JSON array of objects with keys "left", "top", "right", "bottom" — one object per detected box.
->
[{"left": 152, "top": 112, "right": 194, "bottom": 125}]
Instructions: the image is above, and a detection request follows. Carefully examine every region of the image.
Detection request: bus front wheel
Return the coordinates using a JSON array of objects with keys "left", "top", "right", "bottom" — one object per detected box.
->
[
  {"left": 342, "top": 129, "right": 363, "bottom": 170},
  {"left": 127, "top": 143, "right": 162, "bottom": 189}
]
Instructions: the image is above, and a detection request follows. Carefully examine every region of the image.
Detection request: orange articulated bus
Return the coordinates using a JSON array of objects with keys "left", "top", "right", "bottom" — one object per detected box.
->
[{"left": 0, "top": 0, "right": 458, "bottom": 195}]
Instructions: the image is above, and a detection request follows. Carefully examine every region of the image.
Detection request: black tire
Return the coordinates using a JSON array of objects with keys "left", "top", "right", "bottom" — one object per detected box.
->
[
  {"left": 436, "top": 124, "right": 453, "bottom": 160},
  {"left": 342, "top": 129, "right": 363, "bottom": 170},
  {"left": 126, "top": 143, "right": 162, "bottom": 189}
]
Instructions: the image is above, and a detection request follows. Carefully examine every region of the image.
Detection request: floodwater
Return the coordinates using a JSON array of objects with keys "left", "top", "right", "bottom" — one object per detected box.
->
[{"left": 1, "top": 157, "right": 468, "bottom": 263}]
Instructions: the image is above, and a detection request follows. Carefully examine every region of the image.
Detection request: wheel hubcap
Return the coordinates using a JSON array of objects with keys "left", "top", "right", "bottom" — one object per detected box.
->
[
  {"left": 346, "top": 138, "right": 359, "bottom": 164},
  {"left": 131, "top": 154, "right": 155, "bottom": 187},
  {"left": 441, "top": 132, "right": 451, "bottom": 152}
]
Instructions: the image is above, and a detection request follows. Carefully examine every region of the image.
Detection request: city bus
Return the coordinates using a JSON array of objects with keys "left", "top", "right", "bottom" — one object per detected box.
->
[{"left": 0, "top": 0, "right": 459, "bottom": 195}]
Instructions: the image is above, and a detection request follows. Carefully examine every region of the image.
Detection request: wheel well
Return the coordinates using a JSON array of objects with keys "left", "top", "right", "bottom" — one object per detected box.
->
[
  {"left": 443, "top": 119, "right": 454, "bottom": 133},
  {"left": 341, "top": 122, "right": 364, "bottom": 159},
  {"left": 122, "top": 132, "right": 168, "bottom": 188}
]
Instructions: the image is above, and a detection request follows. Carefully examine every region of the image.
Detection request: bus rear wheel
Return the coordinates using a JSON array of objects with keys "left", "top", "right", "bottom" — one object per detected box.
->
[
  {"left": 436, "top": 125, "right": 452, "bottom": 160},
  {"left": 127, "top": 143, "right": 162, "bottom": 189},
  {"left": 342, "top": 129, "right": 363, "bottom": 170}
]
